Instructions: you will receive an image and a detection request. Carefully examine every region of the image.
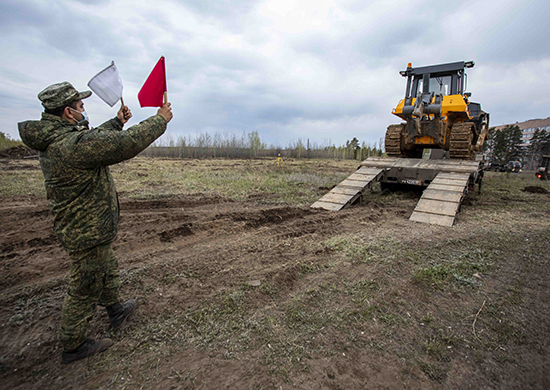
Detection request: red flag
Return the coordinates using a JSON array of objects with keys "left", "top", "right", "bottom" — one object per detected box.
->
[{"left": 138, "top": 56, "right": 167, "bottom": 107}]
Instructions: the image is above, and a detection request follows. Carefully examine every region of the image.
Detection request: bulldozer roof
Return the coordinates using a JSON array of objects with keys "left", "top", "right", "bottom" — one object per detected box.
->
[{"left": 400, "top": 61, "right": 474, "bottom": 77}]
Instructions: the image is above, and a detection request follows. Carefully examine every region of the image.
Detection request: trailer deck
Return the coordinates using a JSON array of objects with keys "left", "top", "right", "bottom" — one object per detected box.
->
[{"left": 312, "top": 157, "right": 482, "bottom": 226}]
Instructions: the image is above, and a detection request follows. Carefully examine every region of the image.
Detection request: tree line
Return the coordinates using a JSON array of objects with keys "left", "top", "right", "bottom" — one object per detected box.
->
[
  {"left": 485, "top": 125, "right": 550, "bottom": 169},
  {"left": 140, "top": 131, "right": 384, "bottom": 160},
  {"left": 0, "top": 132, "right": 22, "bottom": 150},
  {"left": 1, "top": 129, "right": 383, "bottom": 161}
]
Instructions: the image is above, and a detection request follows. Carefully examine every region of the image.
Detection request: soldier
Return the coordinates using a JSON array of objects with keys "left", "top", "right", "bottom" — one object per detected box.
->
[{"left": 18, "top": 82, "right": 173, "bottom": 364}]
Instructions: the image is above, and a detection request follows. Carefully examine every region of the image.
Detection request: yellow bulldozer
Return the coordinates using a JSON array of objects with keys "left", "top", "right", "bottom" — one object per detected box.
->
[{"left": 385, "top": 61, "right": 489, "bottom": 159}]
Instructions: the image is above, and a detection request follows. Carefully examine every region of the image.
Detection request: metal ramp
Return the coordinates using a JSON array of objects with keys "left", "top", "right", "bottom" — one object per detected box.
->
[
  {"left": 312, "top": 157, "right": 481, "bottom": 226},
  {"left": 311, "top": 167, "right": 384, "bottom": 211},
  {"left": 409, "top": 172, "right": 471, "bottom": 227}
]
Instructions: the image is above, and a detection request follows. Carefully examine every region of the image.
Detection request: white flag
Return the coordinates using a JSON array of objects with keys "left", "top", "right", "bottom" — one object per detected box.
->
[{"left": 87, "top": 61, "right": 123, "bottom": 107}]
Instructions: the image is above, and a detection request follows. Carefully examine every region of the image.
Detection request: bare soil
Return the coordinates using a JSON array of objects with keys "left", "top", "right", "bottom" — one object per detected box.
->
[
  {"left": 0, "top": 145, "right": 37, "bottom": 159},
  {"left": 1, "top": 158, "right": 549, "bottom": 389}
]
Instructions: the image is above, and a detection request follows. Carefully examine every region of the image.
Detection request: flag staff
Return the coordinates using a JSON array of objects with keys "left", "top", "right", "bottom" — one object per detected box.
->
[{"left": 162, "top": 56, "right": 167, "bottom": 105}]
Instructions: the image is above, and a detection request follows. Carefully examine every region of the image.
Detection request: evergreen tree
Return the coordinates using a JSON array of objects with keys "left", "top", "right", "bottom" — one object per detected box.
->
[
  {"left": 488, "top": 125, "right": 524, "bottom": 162},
  {"left": 529, "top": 128, "right": 550, "bottom": 163},
  {"left": 345, "top": 137, "right": 361, "bottom": 159}
]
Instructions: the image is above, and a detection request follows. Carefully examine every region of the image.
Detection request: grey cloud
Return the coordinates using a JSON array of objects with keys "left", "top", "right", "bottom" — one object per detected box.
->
[
  {"left": 287, "top": 19, "right": 437, "bottom": 70},
  {"left": 0, "top": 66, "right": 40, "bottom": 85},
  {"left": 171, "top": 0, "right": 260, "bottom": 31},
  {"left": 254, "top": 105, "right": 304, "bottom": 123},
  {"left": 353, "top": 23, "right": 437, "bottom": 60},
  {"left": 1, "top": 0, "right": 548, "bottom": 148},
  {"left": 0, "top": 0, "right": 136, "bottom": 61},
  {"left": 151, "top": 44, "right": 269, "bottom": 95},
  {"left": 339, "top": 0, "right": 466, "bottom": 17},
  {"left": 476, "top": 2, "right": 550, "bottom": 64},
  {"left": 159, "top": 42, "right": 380, "bottom": 137},
  {"left": 177, "top": 74, "right": 375, "bottom": 136},
  {"left": 0, "top": 90, "right": 36, "bottom": 110},
  {"left": 172, "top": 0, "right": 259, "bottom": 17},
  {"left": 0, "top": 0, "right": 52, "bottom": 30},
  {"left": 167, "top": 48, "right": 264, "bottom": 79},
  {"left": 71, "top": 0, "right": 110, "bottom": 4}
]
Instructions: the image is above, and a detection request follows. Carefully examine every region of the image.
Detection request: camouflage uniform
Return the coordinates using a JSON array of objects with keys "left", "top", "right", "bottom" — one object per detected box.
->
[
  {"left": 19, "top": 82, "right": 167, "bottom": 350},
  {"left": 60, "top": 243, "right": 120, "bottom": 350}
]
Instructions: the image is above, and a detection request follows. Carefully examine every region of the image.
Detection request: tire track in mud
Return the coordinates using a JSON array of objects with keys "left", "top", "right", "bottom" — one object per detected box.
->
[
  {"left": 0, "top": 197, "right": 64, "bottom": 291},
  {"left": 0, "top": 192, "right": 396, "bottom": 306},
  {"left": 0, "top": 192, "right": 413, "bottom": 389},
  {"left": 0, "top": 191, "right": 407, "bottom": 295},
  {"left": 111, "top": 200, "right": 364, "bottom": 320},
  {"left": 115, "top": 198, "right": 386, "bottom": 287}
]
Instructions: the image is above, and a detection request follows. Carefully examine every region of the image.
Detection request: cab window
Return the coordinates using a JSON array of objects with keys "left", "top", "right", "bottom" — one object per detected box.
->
[{"left": 415, "top": 75, "right": 452, "bottom": 96}]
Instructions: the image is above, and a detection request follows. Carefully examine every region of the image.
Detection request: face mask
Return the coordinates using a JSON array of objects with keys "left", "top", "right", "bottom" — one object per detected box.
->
[{"left": 70, "top": 107, "right": 89, "bottom": 125}]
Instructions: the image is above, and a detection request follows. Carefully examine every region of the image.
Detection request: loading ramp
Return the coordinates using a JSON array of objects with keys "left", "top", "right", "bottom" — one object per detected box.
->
[
  {"left": 312, "top": 157, "right": 481, "bottom": 226},
  {"left": 409, "top": 172, "right": 472, "bottom": 227},
  {"left": 311, "top": 167, "right": 384, "bottom": 211}
]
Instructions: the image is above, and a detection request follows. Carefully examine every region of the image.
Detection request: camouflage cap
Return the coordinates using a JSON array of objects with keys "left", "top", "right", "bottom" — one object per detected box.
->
[{"left": 38, "top": 82, "right": 92, "bottom": 110}]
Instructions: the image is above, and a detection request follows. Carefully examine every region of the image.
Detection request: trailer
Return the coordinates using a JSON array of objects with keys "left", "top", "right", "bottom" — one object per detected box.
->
[{"left": 311, "top": 156, "right": 483, "bottom": 227}]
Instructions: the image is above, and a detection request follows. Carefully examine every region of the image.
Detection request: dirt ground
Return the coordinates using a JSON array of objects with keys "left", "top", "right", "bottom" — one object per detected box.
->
[{"left": 1, "top": 157, "right": 549, "bottom": 389}]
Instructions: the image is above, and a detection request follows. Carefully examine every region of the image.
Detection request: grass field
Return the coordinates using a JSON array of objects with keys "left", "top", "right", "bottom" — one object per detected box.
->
[{"left": 1, "top": 156, "right": 549, "bottom": 389}]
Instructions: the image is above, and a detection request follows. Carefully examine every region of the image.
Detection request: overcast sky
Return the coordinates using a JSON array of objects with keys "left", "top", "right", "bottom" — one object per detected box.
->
[{"left": 1, "top": 0, "right": 549, "bottom": 148}]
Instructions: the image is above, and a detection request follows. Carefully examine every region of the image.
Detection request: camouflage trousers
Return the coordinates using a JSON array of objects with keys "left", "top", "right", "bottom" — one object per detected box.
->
[{"left": 60, "top": 242, "right": 120, "bottom": 351}]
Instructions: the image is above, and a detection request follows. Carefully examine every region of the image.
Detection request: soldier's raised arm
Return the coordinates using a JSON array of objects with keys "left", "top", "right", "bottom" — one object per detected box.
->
[{"left": 69, "top": 103, "right": 173, "bottom": 168}]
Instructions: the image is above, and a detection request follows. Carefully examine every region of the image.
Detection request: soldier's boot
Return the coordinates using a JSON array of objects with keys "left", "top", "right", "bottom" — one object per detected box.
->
[
  {"left": 61, "top": 338, "right": 113, "bottom": 364},
  {"left": 106, "top": 299, "right": 136, "bottom": 329}
]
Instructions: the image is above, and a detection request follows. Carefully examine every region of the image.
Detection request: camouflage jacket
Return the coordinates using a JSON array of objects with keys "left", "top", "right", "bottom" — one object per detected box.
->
[{"left": 18, "top": 113, "right": 167, "bottom": 251}]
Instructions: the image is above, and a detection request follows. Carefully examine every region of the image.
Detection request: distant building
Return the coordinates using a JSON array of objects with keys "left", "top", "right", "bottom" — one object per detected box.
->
[
  {"left": 489, "top": 118, "right": 550, "bottom": 170},
  {"left": 493, "top": 118, "right": 550, "bottom": 147}
]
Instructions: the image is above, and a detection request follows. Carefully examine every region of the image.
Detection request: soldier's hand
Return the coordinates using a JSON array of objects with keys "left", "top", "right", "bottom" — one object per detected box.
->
[
  {"left": 117, "top": 105, "right": 132, "bottom": 124},
  {"left": 157, "top": 102, "right": 173, "bottom": 123}
]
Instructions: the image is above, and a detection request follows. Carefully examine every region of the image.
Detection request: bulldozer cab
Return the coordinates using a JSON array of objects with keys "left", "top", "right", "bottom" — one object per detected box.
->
[
  {"left": 402, "top": 61, "right": 474, "bottom": 103},
  {"left": 386, "top": 61, "right": 489, "bottom": 160}
]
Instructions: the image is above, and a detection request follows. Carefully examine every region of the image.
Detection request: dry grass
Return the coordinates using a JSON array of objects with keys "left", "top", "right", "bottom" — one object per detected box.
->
[
  {"left": 110, "top": 157, "right": 358, "bottom": 205},
  {"left": 1, "top": 157, "right": 549, "bottom": 389}
]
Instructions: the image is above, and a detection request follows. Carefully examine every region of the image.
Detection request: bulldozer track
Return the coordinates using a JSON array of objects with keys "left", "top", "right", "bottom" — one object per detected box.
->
[
  {"left": 449, "top": 122, "right": 475, "bottom": 159},
  {"left": 385, "top": 124, "right": 404, "bottom": 157}
]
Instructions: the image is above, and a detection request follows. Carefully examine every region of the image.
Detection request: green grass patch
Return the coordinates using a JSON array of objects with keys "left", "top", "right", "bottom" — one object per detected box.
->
[
  {"left": 0, "top": 132, "right": 22, "bottom": 150},
  {"left": 0, "top": 170, "right": 45, "bottom": 197},
  {"left": 324, "top": 236, "right": 378, "bottom": 263},
  {"left": 478, "top": 172, "right": 550, "bottom": 210},
  {"left": 108, "top": 157, "right": 356, "bottom": 205},
  {"left": 418, "top": 361, "right": 447, "bottom": 381},
  {"left": 412, "top": 248, "right": 494, "bottom": 289}
]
